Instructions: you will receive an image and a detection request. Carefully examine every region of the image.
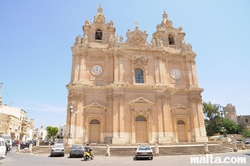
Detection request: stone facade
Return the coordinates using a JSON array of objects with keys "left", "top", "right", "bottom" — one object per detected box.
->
[
  {"left": 223, "top": 103, "right": 237, "bottom": 123},
  {"left": 237, "top": 115, "right": 250, "bottom": 130},
  {"left": 66, "top": 6, "right": 208, "bottom": 144}
]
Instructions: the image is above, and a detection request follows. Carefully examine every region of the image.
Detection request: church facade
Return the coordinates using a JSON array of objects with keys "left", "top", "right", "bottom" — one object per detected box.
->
[{"left": 66, "top": 6, "right": 208, "bottom": 144}]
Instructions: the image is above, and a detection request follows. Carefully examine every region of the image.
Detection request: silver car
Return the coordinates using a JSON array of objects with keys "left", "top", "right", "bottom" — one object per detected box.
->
[
  {"left": 135, "top": 144, "right": 153, "bottom": 160},
  {"left": 51, "top": 144, "right": 64, "bottom": 157},
  {"left": 69, "top": 144, "right": 84, "bottom": 158}
]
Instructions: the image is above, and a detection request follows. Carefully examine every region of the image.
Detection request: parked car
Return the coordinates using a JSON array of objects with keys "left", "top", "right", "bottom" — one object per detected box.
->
[
  {"left": 69, "top": 144, "right": 84, "bottom": 158},
  {"left": 26, "top": 140, "right": 36, "bottom": 147},
  {"left": 135, "top": 144, "right": 153, "bottom": 160},
  {"left": 51, "top": 144, "right": 65, "bottom": 157}
]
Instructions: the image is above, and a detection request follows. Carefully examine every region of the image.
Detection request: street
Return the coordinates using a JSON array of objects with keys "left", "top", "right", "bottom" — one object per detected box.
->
[{"left": 1, "top": 149, "right": 250, "bottom": 166}]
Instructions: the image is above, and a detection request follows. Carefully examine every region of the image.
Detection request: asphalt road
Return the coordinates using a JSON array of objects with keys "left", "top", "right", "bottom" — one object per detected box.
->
[{"left": 1, "top": 149, "right": 250, "bottom": 166}]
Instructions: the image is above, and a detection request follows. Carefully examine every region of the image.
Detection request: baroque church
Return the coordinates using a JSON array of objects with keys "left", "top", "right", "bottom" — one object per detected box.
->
[{"left": 66, "top": 6, "right": 208, "bottom": 144}]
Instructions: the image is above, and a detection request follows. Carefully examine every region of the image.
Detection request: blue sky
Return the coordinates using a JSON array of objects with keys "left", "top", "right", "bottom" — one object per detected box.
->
[{"left": 0, "top": 0, "right": 250, "bottom": 128}]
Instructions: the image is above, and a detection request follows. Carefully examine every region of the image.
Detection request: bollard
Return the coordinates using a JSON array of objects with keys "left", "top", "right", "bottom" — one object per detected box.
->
[
  {"left": 233, "top": 142, "right": 238, "bottom": 152},
  {"left": 155, "top": 144, "right": 159, "bottom": 156},
  {"left": 204, "top": 143, "right": 209, "bottom": 154},
  {"left": 37, "top": 140, "right": 40, "bottom": 146},
  {"left": 241, "top": 141, "right": 246, "bottom": 150},
  {"left": 29, "top": 144, "right": 33, "bottom": 153},
  {"left": 106, "top": 144, "right": 110, "bottom": 157},
  {"left": 17, "top": 144, "right": 20, "bottom": 152}
]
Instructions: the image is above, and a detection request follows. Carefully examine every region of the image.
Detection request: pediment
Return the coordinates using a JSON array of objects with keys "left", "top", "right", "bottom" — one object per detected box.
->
[
  {"left": 171, "top": 103, "right": 189, "bottom": 116},
  {"left": 172, "top": 103, "right": 189, "bottom": 110},
  {"left": 129, "top": 97, "right": 153, "bottom": 106},
  {"left": 84, "top": 102, "right": 106, "bottom": 111}
]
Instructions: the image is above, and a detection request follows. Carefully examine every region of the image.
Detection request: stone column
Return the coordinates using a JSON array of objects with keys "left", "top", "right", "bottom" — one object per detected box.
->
[
  {"left": 112, "top": 94, "right": 119, "bottom": 142},
  {"left": 156, "top": 95, "right": 163, "bottom": 141}
]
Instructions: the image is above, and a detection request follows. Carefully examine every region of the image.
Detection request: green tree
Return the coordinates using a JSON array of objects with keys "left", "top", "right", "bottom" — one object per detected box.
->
[
  {"left": 240, "top": 129, "right": 250, "bottom": 137},
  {"left": 223, "top": 118, "right": 240, "bottom": 134},
  {"left": 203, "top": 101, "right": 223, "bottom": 136},
  {"left": 46, "top": 126, "right": 58, "bottom": 141}
]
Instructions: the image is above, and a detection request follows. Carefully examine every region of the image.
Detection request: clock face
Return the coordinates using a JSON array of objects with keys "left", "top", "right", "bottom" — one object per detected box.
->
[
  {"left": 91, "top": 65, "right": 102, "bottom": 76},
  {"left": 171, "top": 69, "right": 181, "bottom": 79}
]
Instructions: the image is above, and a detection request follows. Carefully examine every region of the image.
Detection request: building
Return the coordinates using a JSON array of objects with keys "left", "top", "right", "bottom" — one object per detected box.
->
[
  {"left": 223, "top": 103, "right": 237, "bottom": 123},
  {"left": 237, "top": 115, "right": 250, "bottom": 130},
  {"left": 58, "top": 124, "right": 66, "bottom": 139},
  {"left": 65, "top": 6, "right": 208, "bottom": 144},
  {"left": 33, "top": 126, "right": 47, "bottom": 140}
]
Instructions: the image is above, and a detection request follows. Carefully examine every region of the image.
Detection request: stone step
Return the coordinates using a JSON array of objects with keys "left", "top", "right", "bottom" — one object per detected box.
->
[{"left": 22, "top": 143, "right": 242, "bottom": 156}]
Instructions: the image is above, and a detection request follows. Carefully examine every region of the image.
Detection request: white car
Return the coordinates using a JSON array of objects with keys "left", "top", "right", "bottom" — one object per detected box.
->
[
  {"left": 0, "top": 138, "right": 6, "bottom": 159},
  {"left": 135, "top": 144, "right": 153, "bottom": 160},
  {"left": 51, "top": 144, "right": 64, "bottom": 157}
]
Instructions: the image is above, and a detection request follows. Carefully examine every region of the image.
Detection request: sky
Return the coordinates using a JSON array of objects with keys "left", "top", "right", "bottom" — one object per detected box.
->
[{"left": 0, "top": 0, "right": 250, "bottom": 128}]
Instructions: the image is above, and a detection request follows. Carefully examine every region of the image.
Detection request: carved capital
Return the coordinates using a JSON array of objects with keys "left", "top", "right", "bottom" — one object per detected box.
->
[
  {"left": 188, "top": 96, "right": 202, "bottom": 103},
  {"left": 68, "top": 92, "right": 85, "bottom": 100},
  {"left": 113, "top": 94, "right": 125, "bottom": 100}
]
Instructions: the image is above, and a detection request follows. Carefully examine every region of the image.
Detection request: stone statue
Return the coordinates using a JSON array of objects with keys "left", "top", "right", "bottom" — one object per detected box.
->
[
  {"left": 85, "top": 20, "right": 92, "bottom": 26},
  {"left": 126, "top": 29, "right": 130, "bottom": 38},
  {"left": 119, "top": 35, "right": 123, "bottom": 43},
  {"left": 82, "top": 34, "right": 88, "bottom": 45},
  {"left": 109, "top": 20, "right": 114, "bottom": 27},
  {"left": 151, "top": 38, "right": 156, "bottom": 46},
  {"left": 75, "top": 35, "right": 81, "bottom": 45}
]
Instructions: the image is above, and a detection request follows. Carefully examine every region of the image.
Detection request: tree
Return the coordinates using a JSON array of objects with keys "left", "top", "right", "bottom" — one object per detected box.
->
[
  {"left": 46, "top": 126, "right": 58, "bottom": 141},
  {"left": 240, "top": 129, "right": 250, "bottom": 137},
  {"left": 223, "top": 118, "right": 240, "bottom": 134},
  {"left": 203, "top": 101, "right": 241, "bottom": 136},
  {"left": 203, "top": 101, "right": 222, "bottom": 136}
]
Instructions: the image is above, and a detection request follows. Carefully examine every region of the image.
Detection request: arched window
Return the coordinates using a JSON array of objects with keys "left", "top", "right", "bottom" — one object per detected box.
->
[
  {"left": 168, "top": 35, "right": 174, "bottom": 45},
  {"left": 90, "top": 119, "right": 100, "bottom": 124},
  {"left": 95, "top": 29, "right": 102, "bottom": 40},
  {"left": 177, "top": 120, "right": 185, "bottom": 124},
  {"left": 135, "top": 68, "right": 144, "bottom": 83},
  {"left": 136, "top": 116, "right": 147, "bottom": 121}
]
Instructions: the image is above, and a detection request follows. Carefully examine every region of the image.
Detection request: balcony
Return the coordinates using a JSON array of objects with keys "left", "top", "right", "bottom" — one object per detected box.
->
[{"left": 21, "top": 118, "right": 29, "bottom": 126}]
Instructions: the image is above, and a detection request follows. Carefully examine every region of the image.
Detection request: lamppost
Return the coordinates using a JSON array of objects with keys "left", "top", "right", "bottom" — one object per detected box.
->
[
  {"left": 67, "top": 103, "right": 77, "bottom": 139},
  {"left": 220, "top": 110, "right": 227, "bottom": 137}
]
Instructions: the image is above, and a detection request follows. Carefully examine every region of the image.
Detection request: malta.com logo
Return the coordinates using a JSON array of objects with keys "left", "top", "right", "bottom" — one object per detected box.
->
[{"left": 190, "top": 154, "right": 246, "bottom": 164}]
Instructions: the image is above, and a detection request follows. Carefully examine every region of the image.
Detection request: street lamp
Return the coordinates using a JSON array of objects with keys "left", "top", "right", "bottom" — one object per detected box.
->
[
  {"left": 220, "top": 110, "right": 227, "bottom": 137},
  {"left": 67, "top": 103, "right": 77, "bottom": 139}
]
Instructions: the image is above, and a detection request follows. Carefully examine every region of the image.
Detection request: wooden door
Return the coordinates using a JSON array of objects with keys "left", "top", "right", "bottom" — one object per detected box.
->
[
  {"left": 89, "top": 120, "right": 100, "bottom": 143},
  {"left": 136, "top": 116, "right": 147, "bottom": 143}
]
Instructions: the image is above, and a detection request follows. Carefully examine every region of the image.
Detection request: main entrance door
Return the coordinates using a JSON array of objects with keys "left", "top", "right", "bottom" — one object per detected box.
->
[
  {"left": 136, "top": 116, "right": 147, "bottom": 143},
  {"left": 89, "top": 120, "right": 100, "bottom": 143},
  {"left": 177, "top": 120, "right": 187, "bottom": 142}
]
